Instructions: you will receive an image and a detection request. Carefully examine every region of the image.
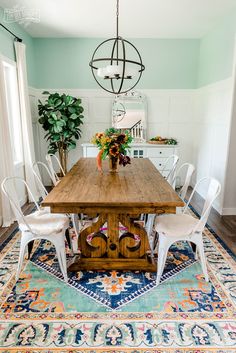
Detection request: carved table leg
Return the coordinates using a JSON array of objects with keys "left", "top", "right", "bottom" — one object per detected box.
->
[{"left": 68, "top": 213, "right": 156, "bottom": 272}]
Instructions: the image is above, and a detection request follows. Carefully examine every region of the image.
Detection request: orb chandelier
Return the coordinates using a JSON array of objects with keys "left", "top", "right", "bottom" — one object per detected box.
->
[{"left": 89, "top": 0, "right": 145, "bottom": 94}]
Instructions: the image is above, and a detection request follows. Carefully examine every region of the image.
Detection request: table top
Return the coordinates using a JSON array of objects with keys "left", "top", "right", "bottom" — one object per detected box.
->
[{"left": 42, "top": 158, "right": 184, "bottom": 212}]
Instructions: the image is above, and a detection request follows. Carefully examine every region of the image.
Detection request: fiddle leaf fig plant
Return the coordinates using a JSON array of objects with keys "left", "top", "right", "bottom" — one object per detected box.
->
[{"left": 38, "top": 91, "right": 84, "bottom": 172}]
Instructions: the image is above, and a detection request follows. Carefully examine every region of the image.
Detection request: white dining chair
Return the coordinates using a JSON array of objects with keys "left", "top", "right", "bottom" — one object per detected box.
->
[
  {"left": 154, "top": 177, "right": 221, "bottom": 285},
  {"left": 172, "top": 163, "right": 195, "bottom": 215},
  {"left": 32, "top": 161, "right": 82, "bottom": 255},
  {"left": 33, "top": 161, "right": 54, "bottom": 200},
  {"left": 46, "top": 154, "right": 65, "bottom": 185},
  {"left": 1, "top": 177, "right": 69, "bottom": 282},
  {"left": 173, "top": 163, "right": 195, "bottom": 201},
  {"left": 161, "top": 154, "right": 179, "bottom": 185}
]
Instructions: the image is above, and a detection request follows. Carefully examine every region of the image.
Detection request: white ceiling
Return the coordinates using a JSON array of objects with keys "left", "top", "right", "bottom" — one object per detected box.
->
[{"left": 1, "top": 0, "right": 236, "bottom": 38}]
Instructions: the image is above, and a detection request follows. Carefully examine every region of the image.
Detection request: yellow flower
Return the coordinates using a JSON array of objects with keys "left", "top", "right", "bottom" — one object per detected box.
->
[
  {"left": 91, "top": 136, "right": 97, "bottom": 144},
  {"left": 100, "top": 136, "right": 111, "bottom": 146}
]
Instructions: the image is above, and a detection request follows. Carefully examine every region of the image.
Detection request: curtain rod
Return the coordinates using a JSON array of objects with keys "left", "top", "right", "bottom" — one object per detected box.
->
[{"left": 0, "top": 23, "right": 22, "bottom": 42}]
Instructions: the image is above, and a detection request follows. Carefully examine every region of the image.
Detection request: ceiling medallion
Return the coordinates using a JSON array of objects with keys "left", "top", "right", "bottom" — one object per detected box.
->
[{"left": 89, "top": 0, "right": 145, "bottom": 94}]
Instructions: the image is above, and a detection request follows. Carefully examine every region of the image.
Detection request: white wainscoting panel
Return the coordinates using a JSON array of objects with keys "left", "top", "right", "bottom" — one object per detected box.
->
[{"left": 192, "top": 78, "right": 233, "bottom": 214}]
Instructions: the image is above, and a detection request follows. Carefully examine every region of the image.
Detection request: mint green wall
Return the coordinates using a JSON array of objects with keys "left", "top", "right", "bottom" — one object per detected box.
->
[
  {"left": 198, "top": 12, "right": 236, "bottom": 87},
  {"left": 0, "top": 7, "right": 35, "bottom": 86},
  {"left": 34, "top": 38, "right": 199, "bottom": 89},
  {"left": 1, "top": 4, "right": 236, "bottom": 90}
]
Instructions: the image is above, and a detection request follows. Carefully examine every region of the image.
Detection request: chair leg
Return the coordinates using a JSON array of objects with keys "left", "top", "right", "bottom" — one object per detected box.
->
[
  {"left": 145, "top": 214, "right": 156, "bottom": 258},
  {"left": 156, "top": 237, "right": 169, "bottom": 285},
  {"left": 71, "top": 213, "right": 81, "bottom": 254},
  {"left": 27, "top": 240, "right": 34, "bottom": 259},
  {"left": 16, "top": 235, "right": 29, "bottom": 281},
  {"left": 195, "top": 236, "right": 209, "bottom": 282},
  {"left": 54, "top": 237, "right": 68, "bottom": 282},
  {"left": 65, "top": 228, "right": 73, "bottom": 254}
]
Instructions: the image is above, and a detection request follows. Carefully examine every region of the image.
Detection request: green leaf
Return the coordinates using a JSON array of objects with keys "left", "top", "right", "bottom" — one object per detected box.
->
[
  {"left": 50, "top": 112, "right": 58, "bottom": 120},
  {"left": 54, "top": 125, "right": 62, "bottom": 133},
  {"left": 65, "top": 95, "right": 73, "bottom": 105},
  {"left": 52, "top": 134, "right": 61, "bottom": 141},
  {"left": 70, "top": 113, "right": 77, "bottom": 120},
  {"left": 42, "top": 91, "right": 50, "bottom": 95},
  {"left": 54, "top": 99, "right": 62, "bottom": 107},
  {"left": 38, "top": 117, "right": 46, "bottom": 124},
  {"left": 48, "top": 118, "right": 55, "bottom": 124},
  {"left": 68, "top": 107, "right": 76, "bottom": 114},
  {"left": 68, "top": 120, "right": 75, "bottom": 128},
  {"left": 102, "top": 149, "right": 109, "bottom": 160}
]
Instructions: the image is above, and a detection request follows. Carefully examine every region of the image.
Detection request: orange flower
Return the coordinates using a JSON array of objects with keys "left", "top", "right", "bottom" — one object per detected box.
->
[{"left": 96, "top": 132, "right": 104, "bottom": 139}]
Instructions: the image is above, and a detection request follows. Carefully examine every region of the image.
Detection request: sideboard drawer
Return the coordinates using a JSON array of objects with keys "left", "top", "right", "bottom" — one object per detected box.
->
[
  {"left": 149, "top": 157, "right": 174, "bottom": 171},
  {"left": 147, "top": 147, "right": 174, "bottom": 158},
  {"left": 149, "top": 157, "right": 165, "bottom": 170}
]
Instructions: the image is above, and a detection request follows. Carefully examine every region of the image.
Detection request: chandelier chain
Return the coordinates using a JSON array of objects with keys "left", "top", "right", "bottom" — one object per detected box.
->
[
  {"left": 116, "top": 0, "right": 119, "bottom": 38},
  {"left": 116, "top": 0, "right": 119, "bottom": 19}
]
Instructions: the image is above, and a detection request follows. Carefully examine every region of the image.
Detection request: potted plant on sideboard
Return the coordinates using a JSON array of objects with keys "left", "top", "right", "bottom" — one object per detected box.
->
[{"left": 38, "top": 91, "right": 84, "bottom": 173}]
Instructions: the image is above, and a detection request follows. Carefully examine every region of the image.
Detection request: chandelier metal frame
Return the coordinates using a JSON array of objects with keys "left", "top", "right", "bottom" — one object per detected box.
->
[{"left": 89, "top": 0, "right": 145, "bottom": 94}]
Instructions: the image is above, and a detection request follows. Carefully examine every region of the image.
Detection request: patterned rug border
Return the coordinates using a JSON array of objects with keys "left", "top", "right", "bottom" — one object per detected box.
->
[
  {"left": 0, "top": 320, "right": 235, "bottom": 350},
  {"left": 0, "top": 349, "right": 235, "bottom": 353}
]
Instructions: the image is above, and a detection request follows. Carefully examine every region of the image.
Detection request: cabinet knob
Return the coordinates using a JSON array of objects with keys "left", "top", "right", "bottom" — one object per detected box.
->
[
  {"left": 160, "top": 151, "right": 162, "bottom": 154},
  {"left": 159, "top": 164, "right": 162, "bottom": 166}
]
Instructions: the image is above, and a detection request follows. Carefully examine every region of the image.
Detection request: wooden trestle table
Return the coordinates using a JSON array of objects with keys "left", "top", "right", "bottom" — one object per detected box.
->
[{"left": 42, "top": 158, "right": 184, "bottom": 272}]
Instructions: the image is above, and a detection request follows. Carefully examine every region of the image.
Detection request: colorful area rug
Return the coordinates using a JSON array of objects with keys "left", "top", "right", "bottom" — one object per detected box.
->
[{"left": 0, "top": 208, "right": 235, "bottom": 352}]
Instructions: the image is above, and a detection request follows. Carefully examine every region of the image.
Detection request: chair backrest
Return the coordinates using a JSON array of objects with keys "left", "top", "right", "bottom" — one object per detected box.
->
[
  {"left": 32, "top": 162, "right": 51, "bottom": 199},
  {"left": 1, "top": 177, "right": 39, "bottom": 232},
  {"left": 173, "top": 163, "right": 195, "bottom": 200},
  {"left": 162, "top": 154, "right": 179, "bottom": 185},
  {"left": 46, "top": 154, "right": 65, "bottom": 185},
  {"left": 184, "top": 177, "right": 221, "bottom": 233}
]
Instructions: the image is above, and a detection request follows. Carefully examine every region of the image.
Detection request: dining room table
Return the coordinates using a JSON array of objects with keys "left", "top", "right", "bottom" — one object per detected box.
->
[{"left": 42, "top": 157, "right": 184, "bottom": 272}]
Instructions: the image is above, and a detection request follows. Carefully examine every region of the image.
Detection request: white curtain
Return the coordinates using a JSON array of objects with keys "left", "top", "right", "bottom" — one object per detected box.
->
[
  {"left": 14, "top": 42, "right": 39, "bottom": 202},
  {"left": 0, "top": 58, "right": 16, "bottom": 227}
]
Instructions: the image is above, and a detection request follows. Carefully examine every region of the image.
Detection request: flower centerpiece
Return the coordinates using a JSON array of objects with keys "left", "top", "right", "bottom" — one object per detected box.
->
[{"left": 91, "top": 128, "right": 132, "bottom": 172}]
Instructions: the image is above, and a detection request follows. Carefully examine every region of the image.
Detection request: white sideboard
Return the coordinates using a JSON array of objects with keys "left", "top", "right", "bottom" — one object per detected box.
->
[{"left": 82, "top": 143, "right": 178, "bottom": 175}]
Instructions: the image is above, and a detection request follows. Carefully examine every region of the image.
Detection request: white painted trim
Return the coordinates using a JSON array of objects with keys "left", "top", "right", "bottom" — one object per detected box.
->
[
  {"left": 28, "top": 86, "right": 39, "bottom": 96},
  {"left": 196, "top": 77, "right": 232, "bottom": 92},
  {"left": 222, "top": 208, "right": 236, "bottom": 216}
]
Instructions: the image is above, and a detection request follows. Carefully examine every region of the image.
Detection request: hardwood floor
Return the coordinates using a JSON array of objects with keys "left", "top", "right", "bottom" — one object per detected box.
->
[
  {"left": 187, "top": 189, "right": 236, "bottom": 255},
  {"left": 0, "top": 191, "right": 235, "bottom": 255},
  {"left": 0, "top": 203, "right": 34, "bottom": 246}
]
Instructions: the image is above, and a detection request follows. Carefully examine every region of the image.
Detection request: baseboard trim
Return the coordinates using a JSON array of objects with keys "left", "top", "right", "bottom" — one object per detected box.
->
[{"left": 222, "top": 208, "right": 236, "bottom": 216}]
